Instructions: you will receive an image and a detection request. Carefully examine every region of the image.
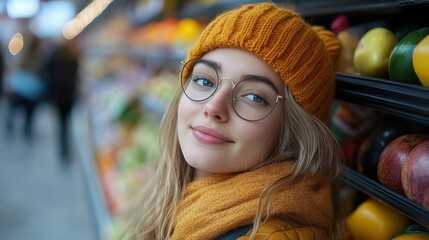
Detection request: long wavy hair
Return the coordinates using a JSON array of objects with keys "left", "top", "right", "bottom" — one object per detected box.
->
[{"left": 124, "top": 83, "right": 343, "bottom": 239}]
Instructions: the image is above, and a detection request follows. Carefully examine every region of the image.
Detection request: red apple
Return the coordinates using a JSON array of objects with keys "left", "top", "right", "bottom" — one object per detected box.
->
[
  {"left": 377, "top": 134, "right": 429, "bottom": 195},
  {"left": 402, "top": 139, "right": 429, "bottom": 204}
]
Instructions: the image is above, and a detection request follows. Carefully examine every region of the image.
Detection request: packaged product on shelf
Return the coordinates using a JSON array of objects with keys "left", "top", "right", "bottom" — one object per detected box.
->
[
  {"left": 330, "top": 100, "right": 376, "bottom": 142},
  {"left": 330, "top": 101, "right": 374, "bottom": 169}
]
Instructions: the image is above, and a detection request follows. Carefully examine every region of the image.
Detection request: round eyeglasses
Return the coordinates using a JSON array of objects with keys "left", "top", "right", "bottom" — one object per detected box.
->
[{"left": 180, "top": 59, "right": 284, "bottom": 122}]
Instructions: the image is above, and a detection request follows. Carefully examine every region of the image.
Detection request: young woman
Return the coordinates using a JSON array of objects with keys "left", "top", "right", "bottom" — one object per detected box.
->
[{"left": 126, "top": 2, "right": 343, "bottom": 239}]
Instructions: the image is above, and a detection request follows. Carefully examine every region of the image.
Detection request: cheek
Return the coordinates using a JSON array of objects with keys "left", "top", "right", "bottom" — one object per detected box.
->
[
  {"left": 239, "top": 117, "right": 283, "bottom": 161},
  {"left": 177, "top": 97, "right": 198, "bottom": 141},
  {"left": 253, "top": 124, "right": 280, "bottom": 146},
  {"left": 257, "top": 114, "right": 283, "bottom": 153},
  {"left": 178, "top": 96, "right": 194, "bottom": 125}
]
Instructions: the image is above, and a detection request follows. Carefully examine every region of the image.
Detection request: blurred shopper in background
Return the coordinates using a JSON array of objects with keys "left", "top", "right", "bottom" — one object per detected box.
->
[
  {"left": 45, "top": 39, "right": 80, "bottom": 162},
  {"left": 4, "top": 33, "right": 46, "bottom": 139}
]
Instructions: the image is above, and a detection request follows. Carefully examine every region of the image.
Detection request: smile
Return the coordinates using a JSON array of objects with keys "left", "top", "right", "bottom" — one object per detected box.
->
[{"left": 192, "top": 126, "right": 234, "bottom": 144}]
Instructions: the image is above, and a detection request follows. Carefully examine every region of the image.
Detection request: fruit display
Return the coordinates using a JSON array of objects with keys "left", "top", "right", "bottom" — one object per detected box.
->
[
  {"left": 356, "top": 120, "right": 412, "bottom": 181},
  {"left": 389, "top": 27, "right": 429, "bottom": 86},
  {"left": 332, "top": 21, "right": 429, "bottom": 89},
  {"left": 373, "top": 133, "right": 429, "bottom": 210},
  {"left": 402, "top": 139, "right": 429, "bottom": 208},
  {"left": 377, "top": 134, "right": 429, "bottom": 195},
  {"left": 353, "top": 27, "right": 398, "bottom": 77},
  {"left": 346, "top": 198, "right": 410, "bottom": 240},
  {"left": 413, "top": 31, "right": 429, "bottom": 87}
]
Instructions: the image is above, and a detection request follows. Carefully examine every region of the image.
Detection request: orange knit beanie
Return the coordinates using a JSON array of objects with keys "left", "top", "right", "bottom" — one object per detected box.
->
[{"left": 186, "top": 3, "right": 341, "bottom": 123}]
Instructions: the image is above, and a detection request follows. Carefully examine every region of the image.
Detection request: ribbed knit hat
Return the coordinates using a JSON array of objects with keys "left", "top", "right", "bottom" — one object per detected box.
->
[{"left": 185, "top": 3, "right": 341, "bottom": 123}]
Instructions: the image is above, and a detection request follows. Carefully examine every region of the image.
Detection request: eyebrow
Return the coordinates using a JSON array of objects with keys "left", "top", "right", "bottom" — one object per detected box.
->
[
  {"left": 242, "top": 74, "right": 280, "bottom": 93},
  {"left": 201, "top": 59, "right": 222, "bottom": 73},
  {"left": 241, "top": 74, "right": 273, "bottom": 84},
  {"left": 201, "top": 58, "right": 280, "bottom": 92}
]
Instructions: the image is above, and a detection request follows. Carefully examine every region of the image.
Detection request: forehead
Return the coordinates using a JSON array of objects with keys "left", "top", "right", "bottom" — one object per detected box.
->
[{"left": 201, "top": 48, "right": 285, "bottom": 93}]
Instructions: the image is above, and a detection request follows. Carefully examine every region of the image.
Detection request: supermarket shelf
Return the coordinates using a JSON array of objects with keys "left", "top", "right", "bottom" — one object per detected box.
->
[
  {"left": 177, "top": 0, "right": 287, "bottom": 19},
  {"left": 176, "top": 0, "right": 429, "bottom": 19},
  {"left": 341, "top": 167, "right": 429, "bottom": 229},
  {"left": 130, "top": 47, "right": 186, "bottom": 67},
  {"left": 72, "top": 103, "right": 111, "bottom": 240},
  {"left": 83, "top": 46, "right": 185, "bottom": 68},
  {"left": 337, "top": 72, "right": 429, "bottom": 229},
  {"left": 296, "top": 0, "right": 429, "bottom": 16},
  {"left": 335, "top": 73, "right": 429, "bottom": 126}
]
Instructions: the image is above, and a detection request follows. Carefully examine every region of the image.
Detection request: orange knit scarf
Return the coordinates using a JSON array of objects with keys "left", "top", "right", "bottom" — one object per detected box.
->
[{"left": 170, "top": 162, "right": 333, "bottom": 240}]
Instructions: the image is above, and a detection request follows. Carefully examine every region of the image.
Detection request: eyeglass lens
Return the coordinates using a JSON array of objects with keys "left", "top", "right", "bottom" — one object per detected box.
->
[{"left": 181, "top": 59, "right": 281, "bottom": 121}]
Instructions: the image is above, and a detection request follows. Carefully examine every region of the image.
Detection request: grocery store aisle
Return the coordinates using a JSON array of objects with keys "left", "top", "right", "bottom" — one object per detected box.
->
[{"left": 0, "top": 98, "right": 98, "bottom": 240}]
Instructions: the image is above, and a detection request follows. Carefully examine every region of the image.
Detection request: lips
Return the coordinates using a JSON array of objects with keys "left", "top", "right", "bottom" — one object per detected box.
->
[{"left": 192, "top": 126, "right": 234, "bottom": 144}]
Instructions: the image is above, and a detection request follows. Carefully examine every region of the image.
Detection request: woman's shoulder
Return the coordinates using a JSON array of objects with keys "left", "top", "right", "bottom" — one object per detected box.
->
[{"left": 237, "top": 219, "right": 329, "bottom": 240}]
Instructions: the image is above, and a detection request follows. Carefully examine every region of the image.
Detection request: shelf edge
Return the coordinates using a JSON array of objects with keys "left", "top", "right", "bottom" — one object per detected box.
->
[{"left": 341, "top": 167, "right": 429, "bottom": 229}]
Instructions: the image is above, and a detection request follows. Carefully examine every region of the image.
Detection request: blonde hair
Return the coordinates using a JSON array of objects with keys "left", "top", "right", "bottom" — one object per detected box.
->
[
  {"left": 249, "top": 88, "right": 343, "bottom": 239},
  {"left": 125, "top": 83, "right": 343, "bottom": 239}
]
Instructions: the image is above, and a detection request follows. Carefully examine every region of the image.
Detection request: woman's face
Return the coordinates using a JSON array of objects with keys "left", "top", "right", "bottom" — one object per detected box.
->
[{"left": 177, "top": 48, "right": 285, "bottom": 179}]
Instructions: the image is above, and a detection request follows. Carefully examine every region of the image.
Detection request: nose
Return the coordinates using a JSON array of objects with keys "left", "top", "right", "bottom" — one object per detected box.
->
[{"left": 204, "top": 79, "right": 234, "bottom": 122}]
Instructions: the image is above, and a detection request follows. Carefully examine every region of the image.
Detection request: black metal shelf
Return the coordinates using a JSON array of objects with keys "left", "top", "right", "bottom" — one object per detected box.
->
[
  {"left": 296, "top": 0, "right": 429, "bottom": 16},
  {"left": 335, "top": 73, "right": 429, "bottom": 126},
  {"left": 175, "top": 0, "right": 429, "bottom": 20},
  {"left": 336, "top": 73, "right": 429, "bottom": 229},
  {"left": 341, "top": 167, "right": 429, "bottom": 229}
]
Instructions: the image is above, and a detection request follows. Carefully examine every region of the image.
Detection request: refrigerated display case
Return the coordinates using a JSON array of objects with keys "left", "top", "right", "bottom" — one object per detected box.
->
[{"left": 299, "top": 1, "right": 429, "bottom": 229}]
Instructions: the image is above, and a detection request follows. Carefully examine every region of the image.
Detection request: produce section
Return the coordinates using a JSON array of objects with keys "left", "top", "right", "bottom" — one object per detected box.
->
[
  {"left": 326, "top": 1, "right": 429, "bottom": 236},
  {"left": 74, "top": 0, "right": 429, "bottom": 239}
]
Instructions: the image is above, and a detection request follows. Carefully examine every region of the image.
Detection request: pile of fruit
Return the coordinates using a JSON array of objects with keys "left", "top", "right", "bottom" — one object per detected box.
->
[
  {"left": 377, "top": 134, "right": 429, "bottom": 209},
  {"left": 332, "top": 15, "right": 429, "bottom": 87}
]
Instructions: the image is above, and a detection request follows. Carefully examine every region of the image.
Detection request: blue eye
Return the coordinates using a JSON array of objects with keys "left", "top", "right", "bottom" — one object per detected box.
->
[
  {"left": 244, "top": 94, "right": 267, "bottom": 105},
  {"left": 194, "top": 78, "right": 215, "bottom": 88}
]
